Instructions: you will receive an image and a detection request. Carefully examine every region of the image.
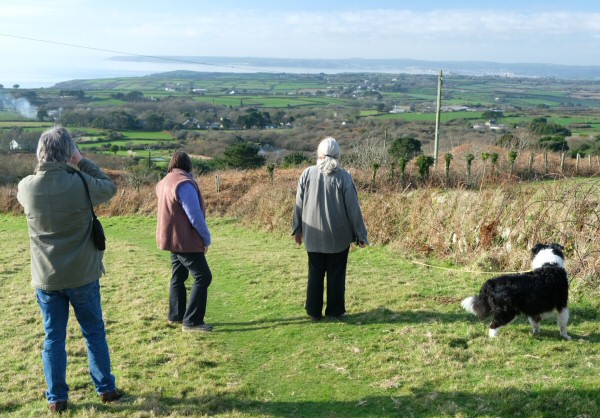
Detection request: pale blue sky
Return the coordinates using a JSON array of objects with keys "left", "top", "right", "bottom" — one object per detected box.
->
[{"left": 2, "top": 0, "right": 600, "bottom": 86}]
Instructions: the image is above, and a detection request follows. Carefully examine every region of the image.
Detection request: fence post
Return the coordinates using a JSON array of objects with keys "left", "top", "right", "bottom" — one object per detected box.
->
[
  {"left": 371, "top": 162, "right": 380, "bottom": 189},
  {"left": 215, "top": 174, "right": 221, "bottom": 193},
  {"left": 528, "top": 152, "right": 534, "bottom": 171},
  {"left": 267, "top": 163, "right": 275, "bottom": 185},
  {"left": 576, "top": 153, "right": 580, "bottom": 174},
  {"left": 560, "top": 152, "right": 565, "bottom": 173}
]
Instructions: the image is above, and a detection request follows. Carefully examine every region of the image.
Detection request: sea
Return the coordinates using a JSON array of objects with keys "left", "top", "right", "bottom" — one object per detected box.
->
[
  {"left": 3, "top": 56, "right": 600, "bottom": 89},
  {"left": 3, "top": 57, "right": 429, "bottom": 89}
]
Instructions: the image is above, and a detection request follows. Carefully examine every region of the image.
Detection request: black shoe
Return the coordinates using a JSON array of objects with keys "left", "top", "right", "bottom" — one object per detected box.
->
[
  {"left": 182, "top": 323, "right": 213, "bottom": 332},
  {"left": 49, "top": 400, "right": 68, "bottom": 413},
  {"left": 100, "top": 389, "right": 123, "bottom": 403},
  {"left": 327, "top": 313, "right": 347, "bottom": 321},
  {"left": 309, "top": 315, "right": 322, "bottom": 322}
]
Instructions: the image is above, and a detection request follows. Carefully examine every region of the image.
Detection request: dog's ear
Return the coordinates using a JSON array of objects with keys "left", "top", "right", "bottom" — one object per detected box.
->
[
  {"left": 531, "top": 243, "right": 545, "bottom": 256},
  {"left": 550, "top": 243, "right": 565, "bottom": 257}
]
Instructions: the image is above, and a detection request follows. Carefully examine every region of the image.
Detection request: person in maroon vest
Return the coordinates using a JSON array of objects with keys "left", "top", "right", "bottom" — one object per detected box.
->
[{"left": 156, "top": 151, "right": 213, "bottom": 332}]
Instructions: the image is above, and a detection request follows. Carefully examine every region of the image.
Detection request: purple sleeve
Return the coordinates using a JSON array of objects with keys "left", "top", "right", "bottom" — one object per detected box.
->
[{"left": 176, "top": 182, "right": 211, "bottom": 246}]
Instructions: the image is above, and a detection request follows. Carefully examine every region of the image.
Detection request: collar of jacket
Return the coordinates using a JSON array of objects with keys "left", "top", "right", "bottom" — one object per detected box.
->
[
  {"left": 35, "top": 162, "right": 76, "bottom": 174},
  {"left": 170, "top": 168, "right": 194, "bottom": 179}
]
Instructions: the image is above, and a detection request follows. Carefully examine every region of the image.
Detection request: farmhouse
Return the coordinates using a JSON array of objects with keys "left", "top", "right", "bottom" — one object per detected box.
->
[
  {"left": 441, "top": 105, "right": 470, "bottom": 112},
  {"left": 182, "top": 118, "right": 202, "bottom": 129},
  {"left": 389, "top": 105, "right": 412, "bottom": 113},
  {"left": 473, "top": 120, "right": 508, "bottom": 131}
]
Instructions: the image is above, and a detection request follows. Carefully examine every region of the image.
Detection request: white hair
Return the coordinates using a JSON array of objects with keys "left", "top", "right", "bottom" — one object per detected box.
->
[
  {"left": 36, "top": 125, "right": 75, "bottom": 163},
  {"left": 316, "top": 137, "right": 340, "bottom": 175}
]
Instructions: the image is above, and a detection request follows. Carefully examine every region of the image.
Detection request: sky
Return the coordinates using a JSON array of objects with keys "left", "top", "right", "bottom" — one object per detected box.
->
[{"left": 2, "top": 0, "right": 600, "bottom": 87}]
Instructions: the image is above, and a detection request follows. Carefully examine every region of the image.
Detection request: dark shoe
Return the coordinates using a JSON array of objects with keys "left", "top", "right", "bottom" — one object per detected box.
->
[
  {"left": 309, "top": 315, "right": 322, "bottom": 322},
  {"left": 327, "top": 313, "right": 347, "bottom": 321},
  {"left": 182, "top": 323, "right": 213, "bottom": 332},
  {"left": 100, "top": 389, "right": 123, "bottom": 403},
  {"left": 49, "top": 400, "right": 68, "bottom": 413}
]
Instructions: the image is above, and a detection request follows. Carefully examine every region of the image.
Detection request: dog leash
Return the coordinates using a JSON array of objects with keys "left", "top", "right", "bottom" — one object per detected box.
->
[
  {"left": 405, "top": 258, "right": 531, "bottom": 275},
  {"left": 408, "top": 259, "right": 574, "bottom": 288}
]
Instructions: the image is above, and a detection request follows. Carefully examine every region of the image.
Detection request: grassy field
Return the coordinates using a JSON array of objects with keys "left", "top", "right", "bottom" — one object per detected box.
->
[
  {"left": 1, "top": 214, "right": 599, "bottom": 417},
  {"left": 0, "top": 120, "right": 52, "bottom": 127},
  {"left": 192, "top": 95, "right": 346, "bottom": 108},
  {"left": 376, "top": 111, "right": 481, "bottom": 122}
]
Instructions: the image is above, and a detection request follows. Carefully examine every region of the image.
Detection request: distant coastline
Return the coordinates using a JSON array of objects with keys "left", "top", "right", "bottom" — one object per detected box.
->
[
  {"left": 4, "top": 56, "right": 600, "bottom": 89},
  {"left": 110, "top": 56, "right": 600, "bottom": 80}
]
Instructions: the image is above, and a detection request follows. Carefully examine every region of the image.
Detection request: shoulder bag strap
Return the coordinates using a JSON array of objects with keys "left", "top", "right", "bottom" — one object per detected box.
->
[{"left": 75, "top": 170, "right": 98, "bottom": 220}]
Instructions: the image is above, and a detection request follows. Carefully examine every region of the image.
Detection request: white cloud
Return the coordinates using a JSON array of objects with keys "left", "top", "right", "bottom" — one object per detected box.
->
[{"left": 2, "top": 4, "right": 600, "bottom": 64}]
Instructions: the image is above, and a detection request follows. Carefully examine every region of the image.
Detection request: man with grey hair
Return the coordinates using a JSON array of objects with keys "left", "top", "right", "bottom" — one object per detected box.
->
[
  {"left": 292, "top": 136, "right": 369, "bottom": 321},
  {"left": 17, "top": 126, "right": 121, "bottom": 413}
]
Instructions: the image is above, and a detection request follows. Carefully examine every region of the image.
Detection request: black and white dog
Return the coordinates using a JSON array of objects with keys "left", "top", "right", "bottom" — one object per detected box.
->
[{"left": 461, "top": 243, "right": 571, "bottom": 339}]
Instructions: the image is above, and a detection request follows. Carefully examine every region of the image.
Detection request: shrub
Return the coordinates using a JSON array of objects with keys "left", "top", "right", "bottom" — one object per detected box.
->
[
  {"left": 415, "top": 155, "right": 435, "bottom": 179},
  {"left": 223, "top": 142, "right": 266, "bottom": 169},
  {"left": 282, "top": 151, "right": 310, "bottom": 167}
]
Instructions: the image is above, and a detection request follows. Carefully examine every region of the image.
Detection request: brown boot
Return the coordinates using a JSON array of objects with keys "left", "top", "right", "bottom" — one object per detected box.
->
[
  {"left": 49, "top": 400, "right": 68, "bottom": 413},
  {"left": 100, "top": 389, "right": 123, "bottom": 403}
]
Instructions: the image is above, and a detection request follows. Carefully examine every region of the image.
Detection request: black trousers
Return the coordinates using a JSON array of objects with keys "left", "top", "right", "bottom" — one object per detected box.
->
[
  {"left": 169, "top": 252, "right": 212, "bottom": 326},
  {"left": 306, "top": 247, "right": 349, "bottom": 318}
]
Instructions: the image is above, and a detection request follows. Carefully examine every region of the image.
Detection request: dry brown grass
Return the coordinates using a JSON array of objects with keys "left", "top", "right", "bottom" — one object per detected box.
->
[
  {"left": 189, "top": 167, "right": 600, "bottom": 291},
  {"left": 0, "top": 185, "right": 22, "bottom": 214},
  {"left": 3, "top": 159, "right": 600, "bottom": 291}
]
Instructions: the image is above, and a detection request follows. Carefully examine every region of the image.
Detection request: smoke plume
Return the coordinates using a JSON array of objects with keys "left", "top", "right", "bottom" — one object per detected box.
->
[{"left": 0, "top": 93, "right": 38, "bottom": 119}]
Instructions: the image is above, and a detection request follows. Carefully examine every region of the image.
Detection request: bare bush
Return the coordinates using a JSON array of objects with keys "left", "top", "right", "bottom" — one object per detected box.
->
[
  {"left": 345, "top": 137, "right": 389, "bottom": 171},
  {"left": 0, "top": 154, "right": 36, "bottom": 185},
  {"left": 2, "top": 154, "right": 599, "bottom": 293}
]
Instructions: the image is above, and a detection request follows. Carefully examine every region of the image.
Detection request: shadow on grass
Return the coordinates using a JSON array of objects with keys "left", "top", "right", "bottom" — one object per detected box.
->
[
  {"left": 212, "top": 306, "right": 600, "bottom": 342},
  {"left": 347, "top": 307, "right": 467, "bottom": 325},
  {"left": 213, "top": 307, "right": 468, "bottom": 333},
  {"left": 56, "top": 386, "right": 599, "bottom": 417},
  {"left": 214, "top": 316, "right": 310, "bottom": 332}
]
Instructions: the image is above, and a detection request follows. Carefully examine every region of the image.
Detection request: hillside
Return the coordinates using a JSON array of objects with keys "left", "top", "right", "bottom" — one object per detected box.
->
[
  {"left": 1, "top": 214, "right": 598, "bottom": 416},
  {"left": 3, "top": 159, "right": 598, "bottom": 289}
]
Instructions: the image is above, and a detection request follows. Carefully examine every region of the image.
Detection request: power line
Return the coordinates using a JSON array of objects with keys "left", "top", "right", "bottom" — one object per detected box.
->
[{"left": 0, "top": 32, "right": 269, "bottom": 73}]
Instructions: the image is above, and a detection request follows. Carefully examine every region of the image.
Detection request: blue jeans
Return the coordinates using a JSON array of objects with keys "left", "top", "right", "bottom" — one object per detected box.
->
[
  {"left": 36, "top": 280, "right": 116, "bottom": 404},
  {"left": 169, "top": 252, "right": 212, "bottom": 326}
]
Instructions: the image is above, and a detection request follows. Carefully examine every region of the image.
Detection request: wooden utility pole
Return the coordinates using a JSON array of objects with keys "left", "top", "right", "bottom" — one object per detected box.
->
[{"left": 433, "top": 70, "right": 443, "bottom": 168}]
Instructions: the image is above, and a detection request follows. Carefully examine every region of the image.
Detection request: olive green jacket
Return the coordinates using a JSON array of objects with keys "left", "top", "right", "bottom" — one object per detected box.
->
[{"left": 17, "top": 159, "right": 117, "bottom": 290}]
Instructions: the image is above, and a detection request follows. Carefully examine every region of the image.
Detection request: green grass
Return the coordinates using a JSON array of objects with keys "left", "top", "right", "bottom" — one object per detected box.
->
[
  {"left": 377, "top": 111, "right": 482, "bottom": 122},
  {"left": 192, "top": 95, "right": 344, "bottom": 108},
  {"left": 0, "top": 120, "right": 53, "bottom": 127},
  {"left": 0, "top": 214, "right": 598, "bottom": 417},
  {"left": 120, "top": 132, "right": 175, "bottom": 140}
]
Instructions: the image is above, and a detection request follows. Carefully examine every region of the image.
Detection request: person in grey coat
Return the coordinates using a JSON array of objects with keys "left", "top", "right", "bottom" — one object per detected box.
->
[
  {"left": 17, "top": 126, "right": 121, "bottom": 413},
  {"left": 292, "top": 137, "right": 369, "bottom": 320}
]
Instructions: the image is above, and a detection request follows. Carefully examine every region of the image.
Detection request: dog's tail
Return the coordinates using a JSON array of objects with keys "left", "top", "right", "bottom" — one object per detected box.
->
[{"left": 461, "top": 296, "right": 490, "bottom": 319}]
